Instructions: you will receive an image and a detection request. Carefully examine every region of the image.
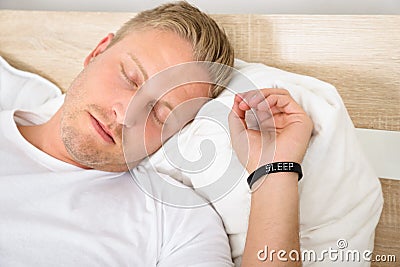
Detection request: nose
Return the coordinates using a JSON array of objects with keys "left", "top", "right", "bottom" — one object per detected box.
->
[
  {"left": 112, "top": 90, "right": 137, "bottom": 125},
  {"left": 112, "top": 103, "right": 127, "bottom": 125}
]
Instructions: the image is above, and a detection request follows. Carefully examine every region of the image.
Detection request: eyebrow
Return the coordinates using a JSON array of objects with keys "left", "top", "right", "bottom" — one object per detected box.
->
[
  {"left": 128, "top": 53, "right": 149, "bottom": 81},
  {"left": 158, "top": 100, "right": 174, "bottom": 111}
]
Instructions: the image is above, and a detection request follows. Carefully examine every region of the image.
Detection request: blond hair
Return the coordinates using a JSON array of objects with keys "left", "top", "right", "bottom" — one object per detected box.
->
[{"left": 110, "top": 1, "right": 234, "bottom": 97}]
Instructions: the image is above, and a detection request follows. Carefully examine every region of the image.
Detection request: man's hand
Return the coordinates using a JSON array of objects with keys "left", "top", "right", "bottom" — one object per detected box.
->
[{"left": 228, "top": 88, "right": 313, "bottom": 174}]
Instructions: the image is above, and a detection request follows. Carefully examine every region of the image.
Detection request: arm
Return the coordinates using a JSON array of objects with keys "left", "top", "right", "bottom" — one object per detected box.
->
[
  {"left": 229, "top": 88, "right": 313, "bottom": 266},
  {"left": 245, "top": 172, "right": 300, "bottom": 266}
]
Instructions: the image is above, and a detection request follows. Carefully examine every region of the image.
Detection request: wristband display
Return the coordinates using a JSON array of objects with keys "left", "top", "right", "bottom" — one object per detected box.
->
[{"left": 247, "top": 162, "right": 303, "bottom": 188}]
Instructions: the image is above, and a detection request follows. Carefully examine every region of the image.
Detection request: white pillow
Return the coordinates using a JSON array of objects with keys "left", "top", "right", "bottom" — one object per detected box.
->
[
  {"left": 0, "top": 56, "right": 61, "bottom": 114},
  {"left": 147, "top": 59, "right": 383, "bottom": 266}
]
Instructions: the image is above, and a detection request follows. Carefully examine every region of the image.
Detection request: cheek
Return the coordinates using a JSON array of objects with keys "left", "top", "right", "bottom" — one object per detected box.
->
[
  {"left": 77, "top": 60, "right": 122, "bottom": 101},
  {"left": 66, "top": 71, "right": 98, "bottom": 107},
  {"left": 144, "top": 122, "right": 163, "bottom": 155}
]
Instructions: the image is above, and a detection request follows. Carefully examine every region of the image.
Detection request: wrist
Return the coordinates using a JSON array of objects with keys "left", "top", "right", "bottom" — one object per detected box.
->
[
  {"left": 251, "top": 172, "right": 298, "bottom": 191},
  {"left": 247, "top": 157, "right": 303, "bottom": 174},
  {"left": 272, "top": 154, "right": 304, "bottom": 165},
  {"left": 247, "top": 162, "right": 303, "bottom": 189}
]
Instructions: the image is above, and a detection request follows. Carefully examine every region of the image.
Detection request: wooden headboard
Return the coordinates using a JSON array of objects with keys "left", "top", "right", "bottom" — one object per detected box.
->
[{"left": 0, "top": 10, "right": 399, "bottom": 265}]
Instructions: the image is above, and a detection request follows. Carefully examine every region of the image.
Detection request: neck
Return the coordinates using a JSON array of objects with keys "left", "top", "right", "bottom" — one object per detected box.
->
[{"left": 18, "top": 108, "right": 90, "bottom": 169}]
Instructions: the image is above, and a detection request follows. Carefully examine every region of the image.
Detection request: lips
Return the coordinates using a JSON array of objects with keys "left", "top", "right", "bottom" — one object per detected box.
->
[{"left": 89, "top": 113, "right": 115, "bottom": 144}]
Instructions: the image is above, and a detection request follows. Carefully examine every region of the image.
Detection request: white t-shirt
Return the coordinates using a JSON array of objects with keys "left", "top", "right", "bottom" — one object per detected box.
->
[{"left": 0, "top": 109, "right": 233, "bottom": 267}]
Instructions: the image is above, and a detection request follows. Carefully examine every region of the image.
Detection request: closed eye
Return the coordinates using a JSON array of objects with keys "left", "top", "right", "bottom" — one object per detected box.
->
[
  {"left": 152, "top": 109, "right": 163, "bottom": 125},
  {"left": 120, "top": 63, "right": 138, "bottom": 89},
  {"left": 151, "top": 102, "right": 165, "bottom": 126},
  {"left": 149, "top": 101, "right": 173, "bottom": 127}
]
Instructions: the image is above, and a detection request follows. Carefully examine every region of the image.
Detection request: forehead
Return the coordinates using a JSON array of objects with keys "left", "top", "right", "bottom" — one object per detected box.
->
[{"left": 116, "top": 28, "right": 195, "bottom": 78}]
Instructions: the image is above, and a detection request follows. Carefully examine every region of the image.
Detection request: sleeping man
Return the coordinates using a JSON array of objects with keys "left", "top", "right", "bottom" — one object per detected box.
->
[{"left": 0, "top": 1, "right": 312, "bottom": 266}]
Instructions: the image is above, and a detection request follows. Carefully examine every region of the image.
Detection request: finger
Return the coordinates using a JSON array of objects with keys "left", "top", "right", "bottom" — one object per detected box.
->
[
  {"left": 233, "top": 94, "right": 246, "bottom": 120},
  {"left": 229, "top": 95, "right": 248, "bottom": 138},
  {"left": 259, "top": 112, "right": 289, "bottom": 129},
  {"left": 236, "top": 92, "right": 253, "bottom": 110},
  {"left": 246, "top": 88, "right": 289, "bottom": 107},
  {"left": 237, "top": 90, "right": 271, "bottom": 110},
  {"left": 254, "top": 99, "right": 280, "bottom": 116},
  {"left": 243, "top": 96, "right": 280, "bottom": 128},
  {"left": 242, "top": 88, "right": 290, "bottom": 114},
  {"left": 254, "top": 108, "right": 277, "bottom": 131},
  {"left": 248, "top": 92, "right": 301, "bottom": 114},
  {"left": 264, "top": 94, "right": 304, "bottom": 114}
]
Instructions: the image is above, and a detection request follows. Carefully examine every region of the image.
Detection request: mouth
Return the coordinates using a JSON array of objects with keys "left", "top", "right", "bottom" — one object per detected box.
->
[{"left": 89, "top": 113, "right": 116, "bottom": 144}]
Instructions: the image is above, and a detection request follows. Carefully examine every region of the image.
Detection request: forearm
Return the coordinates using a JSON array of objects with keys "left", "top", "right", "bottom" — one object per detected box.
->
[
  {"left": 229, "top": 88, "right": 312, "bottom": 266},
  {"left": 242, "top": 172, "right": 301, "bottom": 266}
]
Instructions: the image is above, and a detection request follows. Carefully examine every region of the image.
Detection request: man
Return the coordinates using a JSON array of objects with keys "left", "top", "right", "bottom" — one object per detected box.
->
[
  {"left": 1, "top": 1, "right": 313, "bottom": 266},
  {"left": 0, "top": 2, "right": 236, "bottom": 266}
]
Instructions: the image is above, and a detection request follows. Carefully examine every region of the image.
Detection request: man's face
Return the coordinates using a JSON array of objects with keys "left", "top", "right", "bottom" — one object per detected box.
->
[{"left": 61, "top": 29, "right": 210, "bottom": 172}]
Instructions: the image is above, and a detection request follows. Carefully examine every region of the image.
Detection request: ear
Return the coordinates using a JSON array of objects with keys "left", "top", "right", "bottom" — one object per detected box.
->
[{"left": 84, "top": 33, "right": 115, "bottom": 67}]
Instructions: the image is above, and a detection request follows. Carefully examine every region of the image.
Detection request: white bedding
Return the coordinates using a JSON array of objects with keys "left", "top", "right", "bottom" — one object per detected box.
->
[{"left": 0, "top": 56, "right": 383, "bottom": 266}]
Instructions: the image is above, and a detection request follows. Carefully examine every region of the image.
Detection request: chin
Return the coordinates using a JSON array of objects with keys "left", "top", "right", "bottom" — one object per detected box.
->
[
  {"left": 81, "top": 161, "right": 131, "bottom": 172},
  {"left": 89, "top": 158, "right": 144, "bottom": 172}
]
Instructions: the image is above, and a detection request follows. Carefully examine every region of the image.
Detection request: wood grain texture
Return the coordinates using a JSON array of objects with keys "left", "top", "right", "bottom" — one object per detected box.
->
[
  {"left": 0, "top": 11, "right": 398, "bottom": 130},
  {"left": 211, "top": 14, "right": 400, "bottom": 131},
  {"left": 0, "top": 10, "right": 133, "bottom": 92},
  {"left": 0, "top": 10, "right": 399, "bottom": 263},
  {"left": 372, "top": 178, "right": 400, "bottom": 267}
]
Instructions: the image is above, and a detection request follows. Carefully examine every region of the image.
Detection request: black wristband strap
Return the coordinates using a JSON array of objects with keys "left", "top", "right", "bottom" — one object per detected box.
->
[{"left": 247, "top": 162, "right": 303, "bottom": 188}]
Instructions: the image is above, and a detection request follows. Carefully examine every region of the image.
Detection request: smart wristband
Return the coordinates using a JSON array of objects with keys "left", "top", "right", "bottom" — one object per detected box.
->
[{"left": 247, "top": 162, "right": 303, "bottom": 188}]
